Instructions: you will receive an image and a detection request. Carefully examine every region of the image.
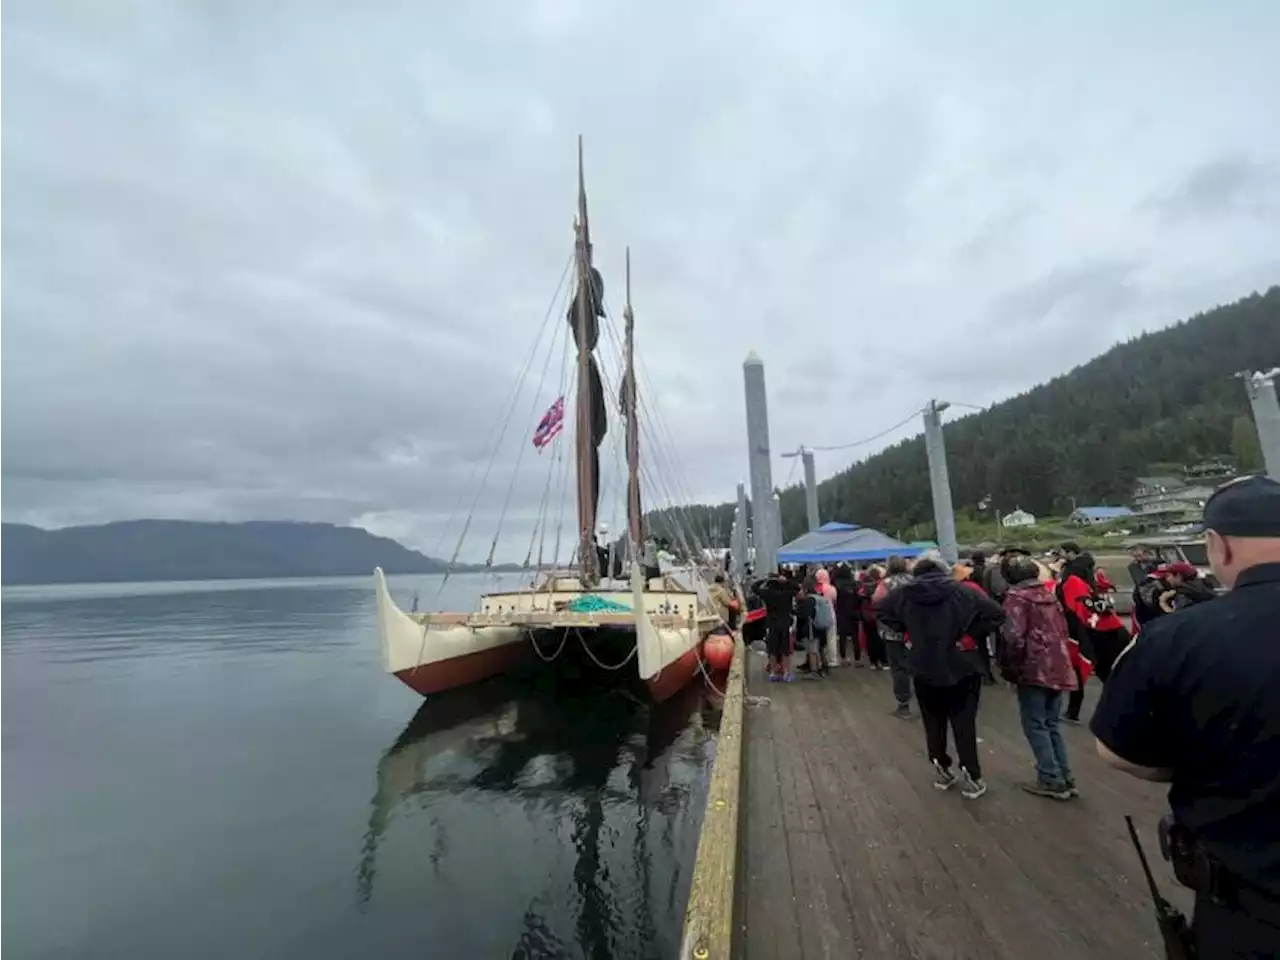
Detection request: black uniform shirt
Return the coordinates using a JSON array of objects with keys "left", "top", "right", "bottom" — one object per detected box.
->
[{"left": 1091, "top": 562, "right": 1280, "bottom": 895}]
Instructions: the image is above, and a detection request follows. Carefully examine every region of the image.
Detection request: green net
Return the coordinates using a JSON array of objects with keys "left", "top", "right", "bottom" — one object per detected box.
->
[{"left": 566, "top": 594, "right": 632, "bottom": 614}]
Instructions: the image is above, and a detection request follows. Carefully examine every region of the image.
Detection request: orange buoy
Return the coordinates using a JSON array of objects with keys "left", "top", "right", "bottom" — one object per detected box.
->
[{"left": 703, "top": 633, "right": 733, "bottom": 671}]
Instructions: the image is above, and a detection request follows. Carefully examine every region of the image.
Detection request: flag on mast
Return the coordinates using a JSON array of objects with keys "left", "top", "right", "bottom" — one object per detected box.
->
[{"left": 532, "top": 395, "right": 565, "bottom": 451}]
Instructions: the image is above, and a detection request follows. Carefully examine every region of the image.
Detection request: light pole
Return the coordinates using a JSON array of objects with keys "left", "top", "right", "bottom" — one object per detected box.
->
[
  {"left": 781, "top": 446, "right": 820, "bottom": 532},
  {"left": 1239, "top": 368, "right": 1280, "bottom": 481},
  {"left": 922, "top": 400, "right": 959, "bottom": 563}
]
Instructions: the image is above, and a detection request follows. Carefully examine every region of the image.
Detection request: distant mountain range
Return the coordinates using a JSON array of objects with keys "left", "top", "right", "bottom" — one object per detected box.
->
[{"left": 0, "top": 520, "right": 514, "bottom": 586}]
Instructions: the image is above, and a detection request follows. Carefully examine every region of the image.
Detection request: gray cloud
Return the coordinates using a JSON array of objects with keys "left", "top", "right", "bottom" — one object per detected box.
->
[
  {"left": 4, "top": 0, "right": 1280, "bottom": 559},
  {"left": 1149, "top": 156, "right": 1280, "bottom": 222}
]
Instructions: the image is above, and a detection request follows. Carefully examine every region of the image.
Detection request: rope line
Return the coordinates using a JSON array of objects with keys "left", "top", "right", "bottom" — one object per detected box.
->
[
  {"left": 529, "top": 629, "right": 570, "bottom": 663},
  {"left": 803, "top": 407, "right": 926, "bottom": 453},
  {"left": 487, "top": 289, "right": 572, "bottom": 567},
  {"left": 428, "top": 253, "right": 573, "bottom": 564},
  {"left": 435, "top": 255, "right": 574, "bottom": 599},
  {"left": 575, "top": 629, "right": 638, "bottom": 671}
]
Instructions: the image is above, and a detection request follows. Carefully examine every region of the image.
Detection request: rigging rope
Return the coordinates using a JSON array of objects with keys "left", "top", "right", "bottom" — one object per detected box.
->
[
  {"left": 435, "top": 255, "right": 574, "bottom": 599},
  {"left": 486, "top": 293, "right": 571, "bottom": 567},
  {"left": 528, "top": 333, "right": 575, "bottom": 574},
  {"left": 595, "top": 302, "right": 713, "bottom": 560},
  {"left": 427, "top": 254, "right": 573, "bottom": 565}
]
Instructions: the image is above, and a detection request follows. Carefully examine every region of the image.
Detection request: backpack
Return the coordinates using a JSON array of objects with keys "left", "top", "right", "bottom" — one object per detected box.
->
[{"left": 813, "top": 594, "right": 834, "bottom": 630}]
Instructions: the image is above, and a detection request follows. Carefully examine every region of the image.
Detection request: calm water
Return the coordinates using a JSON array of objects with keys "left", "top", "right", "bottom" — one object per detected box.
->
[{"left": 2, "top": 574, "right": 719, "bottom": 959}]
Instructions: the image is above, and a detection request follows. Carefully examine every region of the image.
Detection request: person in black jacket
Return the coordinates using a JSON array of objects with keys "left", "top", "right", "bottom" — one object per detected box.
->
[
  {"left": 877, "top": 555, "right": 1006, "bottom": 799},
  {"left": 753, "top": 572, "right": 799, "bottom": 682},
  {"left": 832, "top": 563, "right": 861, "bottom": 666}
]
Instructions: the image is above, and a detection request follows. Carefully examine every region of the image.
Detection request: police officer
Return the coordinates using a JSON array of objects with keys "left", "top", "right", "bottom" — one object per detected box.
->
[{"left": 1091, "top": 474, "right": 1280, "bottom": 958}]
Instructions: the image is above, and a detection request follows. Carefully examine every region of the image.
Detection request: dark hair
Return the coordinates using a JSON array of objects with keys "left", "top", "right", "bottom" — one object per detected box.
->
[
  {"left": 1001, "top": 554, "right": 1040, "bottom": 585},
  {"left": 912, "top": 557, "right": 947, "bottom": 577},
  {"left": 885, "top": 555, "right": 908, "bottom": 576},
  {"left": 1063, "top": 552, "right": 1097, "bottom": 587},
  {"left": 970, "top": 550, "right": 986, "bottom": 565},
  {"left": 1060, "top": 541, "right": 1081, "bottom": 555},
  {"left": 714, "top": 573, "right": 725, "bottom": 584}
]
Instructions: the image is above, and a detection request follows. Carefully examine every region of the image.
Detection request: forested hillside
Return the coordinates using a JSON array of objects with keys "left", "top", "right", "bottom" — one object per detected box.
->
[{"left": 652, "top": 287, "right": 1280, "bottom": 546}]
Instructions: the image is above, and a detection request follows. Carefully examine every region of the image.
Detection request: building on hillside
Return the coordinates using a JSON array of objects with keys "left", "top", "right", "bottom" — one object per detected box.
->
[
  {"left": 1133, "top": 475, "right": 1185, "bottom": 503},
  {"left": 1184, "top": 459, "right": 1236, "bottom": 485},
  {"left": 1001, "top": 508, "right": 1036, "bottom": 528},
  {"left": 1132, "top": 475, "right": 1215, "bottom": 523},
  {"left": 1069, "top": 505, "right": 1134, "bottom": 526}
]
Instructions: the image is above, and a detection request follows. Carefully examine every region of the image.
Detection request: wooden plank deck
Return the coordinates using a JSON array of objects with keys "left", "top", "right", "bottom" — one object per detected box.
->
[{"left": 734, "top": 650, "right": 1193, "bottom": 960}]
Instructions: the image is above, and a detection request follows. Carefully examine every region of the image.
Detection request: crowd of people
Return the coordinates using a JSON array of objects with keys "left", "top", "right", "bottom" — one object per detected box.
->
[
  {"left": 739, "top": 474, "right": 1280, "bottom": 956},
  {"left": 745, "top": 540, "right": 1217, "bottom": 802}
]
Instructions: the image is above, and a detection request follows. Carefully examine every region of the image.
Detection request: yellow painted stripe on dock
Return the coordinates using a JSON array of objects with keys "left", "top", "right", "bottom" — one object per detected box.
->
[{"left": 680, "top": 634, "right": 745, "bottom": 960}]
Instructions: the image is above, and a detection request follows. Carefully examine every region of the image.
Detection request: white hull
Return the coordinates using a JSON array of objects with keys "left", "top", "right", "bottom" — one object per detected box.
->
[{"left": 373, "top": 568, "right": 720, "bottom": 699}]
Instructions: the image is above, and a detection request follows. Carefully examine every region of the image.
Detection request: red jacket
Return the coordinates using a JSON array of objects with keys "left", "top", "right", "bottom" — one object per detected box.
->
[{"left": 1061, "top": 574, "right": 1127, "bottom": 634}]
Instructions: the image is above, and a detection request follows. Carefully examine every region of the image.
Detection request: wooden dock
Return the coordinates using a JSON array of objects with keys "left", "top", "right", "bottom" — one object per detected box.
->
[{"left": 733, "top": 652, "right": 1194, "bottom": 960}]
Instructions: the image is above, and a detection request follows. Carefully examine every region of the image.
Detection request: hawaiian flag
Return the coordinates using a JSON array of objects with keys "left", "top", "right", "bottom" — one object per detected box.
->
[{"left": 532, "top": 396, "right": 565, "bottom": 451}]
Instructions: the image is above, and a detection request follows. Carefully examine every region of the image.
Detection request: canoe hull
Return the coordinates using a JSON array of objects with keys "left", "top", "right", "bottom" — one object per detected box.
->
[
  {"left": 374, "top": 568, "right": 712, "bottom": 701},
  {"left": 393, "top": 640, "right": 531, "bottom": 696}
]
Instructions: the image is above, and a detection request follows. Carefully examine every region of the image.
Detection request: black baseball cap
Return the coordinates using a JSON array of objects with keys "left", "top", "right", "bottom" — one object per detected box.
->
[{"left": 1203, "top": 475, "right": 1280, "bottom": 537}]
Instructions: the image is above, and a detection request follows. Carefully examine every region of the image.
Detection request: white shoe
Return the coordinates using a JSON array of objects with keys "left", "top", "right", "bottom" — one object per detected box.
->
[{"left": 959, "top": 769, "right": 987, "bottom": 800}]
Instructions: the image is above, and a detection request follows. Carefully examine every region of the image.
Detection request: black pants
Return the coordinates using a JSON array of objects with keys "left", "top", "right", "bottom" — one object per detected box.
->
[
  {"left": 864, "top": 622, "right": 888, "bottom": 666},
  {"left": 766, "top": 619, "right": 791, "bottom": 662},
  {"left": 1065, "top": 665, "right": 1085, "bottom": 721},
  {"left": 1193, "top": 887, "right": 1280, "bottom": 958},
  {"left": 1092, "top": 628, "right": 1129, "bottom": 682},
  {"left": 914, "top": 675, "right": 983, "bottom": 779},
  {"left": 885, "top": 640, "right": 912, "bottom": 706},
  {"left": 837, "top": 630, "right": 856, "bottom": 660}
]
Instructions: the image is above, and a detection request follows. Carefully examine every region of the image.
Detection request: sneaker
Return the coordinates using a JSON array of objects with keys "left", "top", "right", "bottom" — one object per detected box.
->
[
  {"left": 767, "top": 672, "right": 780, "bottom": 683},
  {"left": 959, "top": 770, "right": 987, "bottom": 800},
  {"left": 782, "top": 673, "right": 794, "bottom": 683},
  {"left": 1021, "top": 780, "right": 1072, "bottom": 800},
  {"left": 892, "top": 703, "right": 912, "bottom": 720},
  {"left": 1064, "top": 779, "right": 1080, "bottom": 798},
  {"left": 1062, "top": 715, "right": 1081, "bottom": 726},
  {"left": 932, "top": 761, "right": 958, "bottom": 791}
]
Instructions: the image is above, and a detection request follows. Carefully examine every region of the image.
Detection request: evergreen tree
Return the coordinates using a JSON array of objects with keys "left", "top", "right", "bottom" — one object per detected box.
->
[{"left": 656, "top": 287, "right": 1280, "bottom": 544}]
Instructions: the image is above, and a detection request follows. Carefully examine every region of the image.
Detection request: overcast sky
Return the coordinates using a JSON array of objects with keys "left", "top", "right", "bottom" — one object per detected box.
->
[{"left": 4, "top": 1, "right": 1279, "bottom": 560}]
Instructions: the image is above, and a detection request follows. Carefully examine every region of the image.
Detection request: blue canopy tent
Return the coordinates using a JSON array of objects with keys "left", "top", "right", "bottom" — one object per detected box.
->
[{"left": 777, "top": 522, "right": 925, "bottom": 565}]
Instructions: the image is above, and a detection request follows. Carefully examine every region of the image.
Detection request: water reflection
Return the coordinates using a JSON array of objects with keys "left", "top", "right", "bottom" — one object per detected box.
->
[{"left": 359, "top": 675, "right": 720, "bottom": 959}]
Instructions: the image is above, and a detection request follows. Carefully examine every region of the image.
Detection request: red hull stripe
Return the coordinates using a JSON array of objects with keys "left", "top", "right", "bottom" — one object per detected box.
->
[{"left": 393, "top": 641, "right": 529, "bottom": 696}]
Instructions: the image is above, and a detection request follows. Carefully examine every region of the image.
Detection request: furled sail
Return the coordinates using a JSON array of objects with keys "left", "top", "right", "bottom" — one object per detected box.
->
[{"left": 569, "top": 262, "right": 608, "bottom": 572}]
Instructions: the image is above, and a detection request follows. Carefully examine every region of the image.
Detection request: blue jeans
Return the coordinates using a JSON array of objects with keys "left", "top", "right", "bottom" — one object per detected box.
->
[{"left": 1016, "top": 685, "right": 1073, "bottom": 787}]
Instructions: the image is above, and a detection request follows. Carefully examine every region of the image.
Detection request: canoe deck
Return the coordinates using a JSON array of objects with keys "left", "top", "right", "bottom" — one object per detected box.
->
[{"left": 734, "top": 650, "right": 1193, "bottom": 959}]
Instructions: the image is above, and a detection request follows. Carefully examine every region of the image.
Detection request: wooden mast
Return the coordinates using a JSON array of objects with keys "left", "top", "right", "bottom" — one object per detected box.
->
[
  {"left": 573, "top": 137, "right": 599, "bottom": 584},
  {"left": 623, "top": 248, "right": 643, "bottom": 559}
]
